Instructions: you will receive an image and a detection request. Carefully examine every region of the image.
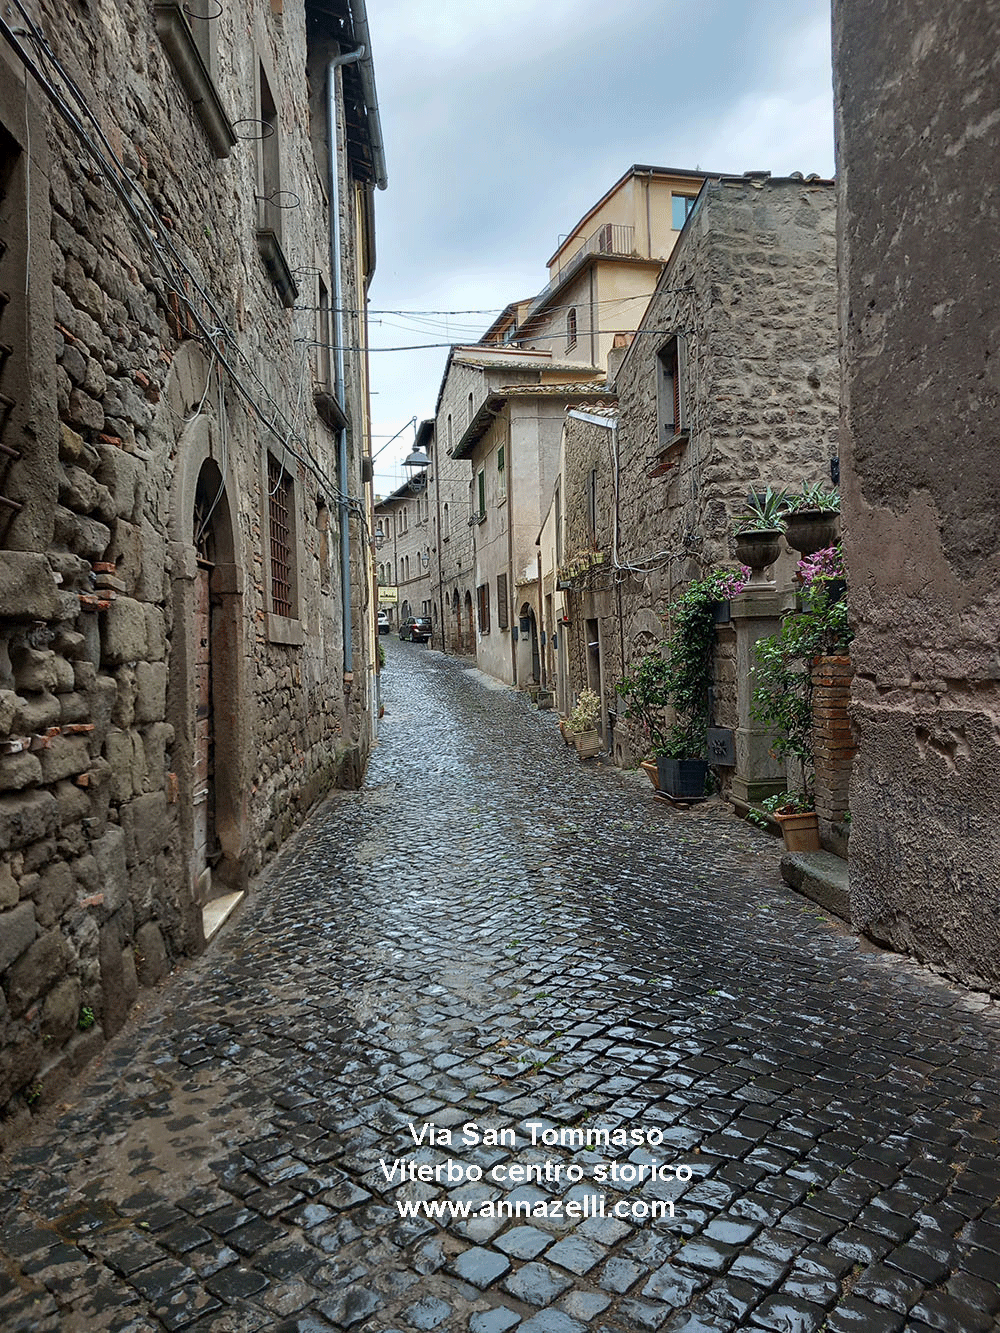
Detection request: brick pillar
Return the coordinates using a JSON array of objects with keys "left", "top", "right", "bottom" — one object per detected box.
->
[{"left": 811, "top": 655, "right": 855, "bottom": 854}]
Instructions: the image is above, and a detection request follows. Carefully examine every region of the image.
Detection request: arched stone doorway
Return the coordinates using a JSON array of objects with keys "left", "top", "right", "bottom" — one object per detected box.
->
[
  {"left": 451, "top": 588, "right": 461, "bottom": 653},
  {"left": 518, "top": 601, "right": 540, "bottom": 685},
  {"left": 165, "top": 350, "right": 247, "bottom": 933}
]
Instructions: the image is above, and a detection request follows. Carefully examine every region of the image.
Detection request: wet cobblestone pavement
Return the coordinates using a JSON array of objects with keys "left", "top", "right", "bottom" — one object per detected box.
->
[{"left": 3, "top": 640, "right": 1000, "bottom": 1333}]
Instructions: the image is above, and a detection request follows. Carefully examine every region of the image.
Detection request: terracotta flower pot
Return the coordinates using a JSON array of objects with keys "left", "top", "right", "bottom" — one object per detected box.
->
[{"left": 775, "top": 809, "right": 820, "bottom": 853}]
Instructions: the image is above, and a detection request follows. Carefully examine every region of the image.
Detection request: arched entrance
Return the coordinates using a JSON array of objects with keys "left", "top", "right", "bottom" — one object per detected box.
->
[
  {"left": 518, "top": 602, "right": 541, "bottom": 685},
  {"left": 451, "top": 588, "right": 461, "bottom": 652},
  {"left": 187, "top": 458, "right": 244, "bottom": 907},
  {"left": 164, "top": 346, "right": 247, "bottom": 936}
]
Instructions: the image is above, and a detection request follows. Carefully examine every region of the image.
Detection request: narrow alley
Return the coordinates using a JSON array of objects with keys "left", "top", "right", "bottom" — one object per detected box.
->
[{"left": 2, "top": 641, "right": 999, "bottom": 1333}]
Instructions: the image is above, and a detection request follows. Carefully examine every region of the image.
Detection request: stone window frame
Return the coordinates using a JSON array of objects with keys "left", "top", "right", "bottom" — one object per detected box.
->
[
  {"left": 477, "top": 582, "right": 490, "bottom": 634},
  {"left": 655, "top": 333, "right": 689, "bottom": 450},
  {"left": 566, "top": 306, "right": 578, "bottom": 352},
  {"left": 254, "top": 55, "right": 298, "bottom": 309},
  {"left": 154, "top": 3, "right": 236, "bottom": 159},
  {"left": 263, "top": 447, "right": 304, "bottom": 645}
]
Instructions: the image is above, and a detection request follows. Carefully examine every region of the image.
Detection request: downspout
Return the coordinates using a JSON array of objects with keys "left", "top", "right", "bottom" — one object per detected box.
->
[{"left": 328, "top": 49, "right": 364, "bottom": 675}]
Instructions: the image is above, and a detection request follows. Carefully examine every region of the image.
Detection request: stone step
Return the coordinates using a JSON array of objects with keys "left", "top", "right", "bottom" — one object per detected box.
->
[{"left": 780, "top": 849, "right": 850, "bottom": 922}]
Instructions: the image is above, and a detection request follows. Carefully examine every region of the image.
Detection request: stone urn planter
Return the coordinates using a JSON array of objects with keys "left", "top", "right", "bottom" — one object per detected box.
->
[
  {"left": 573, "top": 729, "right": 601, "bottom": 760},
  {"left": 784, "top": 509, "right": 839, "bottom": 556},
  {"left": 639, "top": 759, "right": 660, "bottom": 790},
  {"left": 734, "top": 529, "right": 783, "bottom": 584},
  {"left": 656, "top": 756, "right": 708, "bottom": 799},
  {"left": 774, "top": 809, "right": 820, "bottom": 853}
]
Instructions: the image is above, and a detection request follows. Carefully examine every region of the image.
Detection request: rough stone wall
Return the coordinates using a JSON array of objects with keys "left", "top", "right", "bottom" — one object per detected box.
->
[
  {"left": 834, "top": 0, "right": 1000, "bottom": 988},
  {"left": 607, "top": 178, "right": 839, "bottom": 773},
  {"left": 0, "top": 0, "right": 373, "bottom": 1136}
]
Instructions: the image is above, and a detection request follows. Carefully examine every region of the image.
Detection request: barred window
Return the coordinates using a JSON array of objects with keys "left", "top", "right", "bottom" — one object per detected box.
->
[{"left": 268, "top": 455, "right": 293, "bottom": 618}]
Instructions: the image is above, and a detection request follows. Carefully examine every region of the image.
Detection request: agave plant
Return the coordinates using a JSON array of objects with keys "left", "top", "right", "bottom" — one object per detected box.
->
[{"left": 732, "top": 487, "right": 791, "bottom": 533}]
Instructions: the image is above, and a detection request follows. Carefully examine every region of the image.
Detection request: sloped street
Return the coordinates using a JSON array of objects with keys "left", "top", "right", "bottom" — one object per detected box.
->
[{"left": 2, "top": 640, "right": 1000, "bottom": 1333}]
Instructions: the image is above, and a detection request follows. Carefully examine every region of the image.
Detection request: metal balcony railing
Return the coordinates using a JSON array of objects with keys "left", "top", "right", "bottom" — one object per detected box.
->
[{"left": 521, "top": 224, "right": 637, "bottom": 326}]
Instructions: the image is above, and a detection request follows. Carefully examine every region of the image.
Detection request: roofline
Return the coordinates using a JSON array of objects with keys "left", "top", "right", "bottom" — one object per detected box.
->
[
  {"left": 374, "top": 472, "right": 426, "bottom": 507},
  {"left": 346, "top": 0, "right": 387, "bottom": 190},
  {"left": 452, "top": 386, "right": 613, "bottom": 460},
  {"left": 545, "top": 164, "right": 721, "bottom": 269},
  {"left": 513, "top": 250, "right": 664, "bottom": 339}
]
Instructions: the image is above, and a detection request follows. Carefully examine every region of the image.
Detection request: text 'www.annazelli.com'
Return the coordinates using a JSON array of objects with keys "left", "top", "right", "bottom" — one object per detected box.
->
[{"left": 394, "top": 1195, "right": 675, "bottom": 1221}]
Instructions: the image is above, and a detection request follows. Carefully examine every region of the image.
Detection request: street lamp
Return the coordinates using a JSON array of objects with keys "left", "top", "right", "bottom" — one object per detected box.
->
[
  {"left": 374, "top": 523, "right": 386, "bottom": 548},
  {"left": 402, "top": 447, "right": 430, "bottom": 492}
]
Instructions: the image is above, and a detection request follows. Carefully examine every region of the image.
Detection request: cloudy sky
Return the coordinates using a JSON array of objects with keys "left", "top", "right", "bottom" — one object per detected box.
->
[{"left": 364, "top": 0, "right": 836, "bottom": 494}]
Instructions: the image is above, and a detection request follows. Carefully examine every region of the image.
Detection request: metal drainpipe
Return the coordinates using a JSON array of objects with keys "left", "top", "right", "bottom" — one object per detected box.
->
[{"left": 328, "top": 49, "right": 364, "bottom": 675}]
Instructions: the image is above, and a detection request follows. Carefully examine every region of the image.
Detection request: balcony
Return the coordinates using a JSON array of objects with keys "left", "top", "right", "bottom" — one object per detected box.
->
[{"left": 521, "top": 224, "right": 636, "bottom": 326}]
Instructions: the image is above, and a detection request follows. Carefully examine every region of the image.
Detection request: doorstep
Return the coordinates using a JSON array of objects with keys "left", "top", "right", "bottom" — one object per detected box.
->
[
  {"left": 202, "top": 891, "right": 245, "bottom": 942},
  {"left": 780, "top": 850, "right": 850, "bottom": 923}
]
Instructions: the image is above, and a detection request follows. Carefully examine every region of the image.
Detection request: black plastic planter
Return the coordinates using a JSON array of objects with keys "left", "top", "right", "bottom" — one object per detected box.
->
[{"left": 656, "top": 757, "right": 709, "bottom": 799}]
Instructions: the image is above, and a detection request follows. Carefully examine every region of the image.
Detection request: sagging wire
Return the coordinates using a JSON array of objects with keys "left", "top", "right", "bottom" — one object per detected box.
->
[{"left": 0, "top": 4, "right": 362, "bottom": 518}]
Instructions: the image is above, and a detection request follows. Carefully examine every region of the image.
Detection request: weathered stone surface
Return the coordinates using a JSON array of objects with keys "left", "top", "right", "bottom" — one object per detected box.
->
[
  {"left": 834, "top": 0, "right": 1000, "bottom": 989},
  {"left": 41, "top": 975, "right": 81, "bottom": 1045},
  {"left": 0, "top": 553, "right": 61, "bottom": 620},
  {"left": 12, "top": 647, "right": 60, "bottom": 694},
  {"left": 780, "top": 850, "right": 851, "bottom": 923},
  {"left": 32, "top": 861, "right": 77, "bottom": 929},
  {"left": 0, "top": 902, "right": 36, "bottom": 972},
  {"left": 5, "top": 930, "right": 70, "bottom": 1016},
  {"left": 134, "top": 661, "right": 167, "bottom": 724},
  {"left": 0, "top": 790, "right": 59, "bottom": 852},
  {"left": 52, "top": 505, "right": 111, "bottom": 560},
  {"left": 135, "top": 921, "right": 168, "bottom": 986},
  {"left": 95, "top": 442, "right": 144, "bottom": 521},
  {"left": 39, "top": 735, "right": 90, "bottom": 784},
  {"left": 11, "top": 691, "right": 61, "bottom": 735},
  {"left": 0, "top": 690, "right": 17, "bottom": 733},
  {"left": 101, "top": 596, "right": 147, "bottom": 665},
  {"left": 123, "top": 792, "right": 169, "bottom": 864},
  {"left": 0, "top": 860, "right": 17, "bottom": 909},
  {"left": 91, "top": 826, "right": 127, "bottom": 916},
  {"left": 0, "top": 752, "right": 44, "bottom": 793}
]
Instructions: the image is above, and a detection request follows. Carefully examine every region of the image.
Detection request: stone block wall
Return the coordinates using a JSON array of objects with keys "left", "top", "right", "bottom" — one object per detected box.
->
[
  {"left": 606, "top": 177, "right": 839, "bottom": 781},
  {"left": 0, "top": 0, "right": 376, "bottom": 1137},
  {"left": 834, "top": 0, "right": 1000, "bottom": 988}
]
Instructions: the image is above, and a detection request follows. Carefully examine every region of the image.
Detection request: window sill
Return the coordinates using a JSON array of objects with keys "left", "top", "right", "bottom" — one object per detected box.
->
[
  {"left": 257, "top": 229, "right": 299, "bottom": 309},
  {"left": 154, "top": 4, "right": 236, "bottom": 158},
  {"left": 497, "top": 494, "right": 507, "bottom": 508},
  {"left": 266, "top": 613, "right": 304, "bottom": 646}
]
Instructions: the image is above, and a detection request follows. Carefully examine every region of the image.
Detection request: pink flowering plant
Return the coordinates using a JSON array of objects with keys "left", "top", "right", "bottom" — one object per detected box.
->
[{"left": 797, "top": 544, "right": 844, "bottom": 587}]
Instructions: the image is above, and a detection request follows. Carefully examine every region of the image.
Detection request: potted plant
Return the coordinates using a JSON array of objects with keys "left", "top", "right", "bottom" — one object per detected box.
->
[
  {"left": 566, "top": 688, "right": 602, "bottom": 759},
  {"left": 753, "top": 791, "right": 821, "bottom": 852},
  {"left": 618, "top": 567, "right": 748, "bottom": 798},
  {"left": 750, "top": 548, "right": 853, "bottom": 834},
  {"left": 783, "top": 483, "right": 840, "bottom": 556},
  {"left": 731, "top": 488, "right": 789, "bottom": 582}
]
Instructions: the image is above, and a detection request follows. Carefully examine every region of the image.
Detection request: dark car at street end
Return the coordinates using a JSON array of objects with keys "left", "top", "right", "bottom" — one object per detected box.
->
[{"left": 399, "top": 616, "right": 431, "bottom": 643}]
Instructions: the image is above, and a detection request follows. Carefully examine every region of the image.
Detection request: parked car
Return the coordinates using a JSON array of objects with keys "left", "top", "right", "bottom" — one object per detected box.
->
[
  {"left": 399, "top": 616, "right": 431, "bottom": 643},
  {"left": 377, "top": 609, "right": 390, "bottom": 634}
]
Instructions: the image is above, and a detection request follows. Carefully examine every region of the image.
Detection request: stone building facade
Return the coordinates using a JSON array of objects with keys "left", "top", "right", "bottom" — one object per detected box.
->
[
  {"left": 374, "top": 470, "right": 434, "bottom": 633},
  {"left": 430, "top": 347, "right": 598, "bottom": 662},
  {"left": 558, "top": 176, "right": 839, "bottom": 788},
  {"left": 834, "top": 0, "right": 1000, "bottom": 989},
  {"left": 0, "top": 0, "right": 383, "bottom": 1134}
]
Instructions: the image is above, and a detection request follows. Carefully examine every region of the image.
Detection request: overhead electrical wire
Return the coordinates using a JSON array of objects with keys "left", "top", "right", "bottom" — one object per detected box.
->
[{"left": 0, "top": 2, "right": 371, "bottom": 534}]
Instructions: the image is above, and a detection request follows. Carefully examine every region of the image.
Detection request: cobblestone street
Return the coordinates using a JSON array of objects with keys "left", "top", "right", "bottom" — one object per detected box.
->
[{"left": 2, "top": 640, "right": 1000, "bottom": 1333}]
